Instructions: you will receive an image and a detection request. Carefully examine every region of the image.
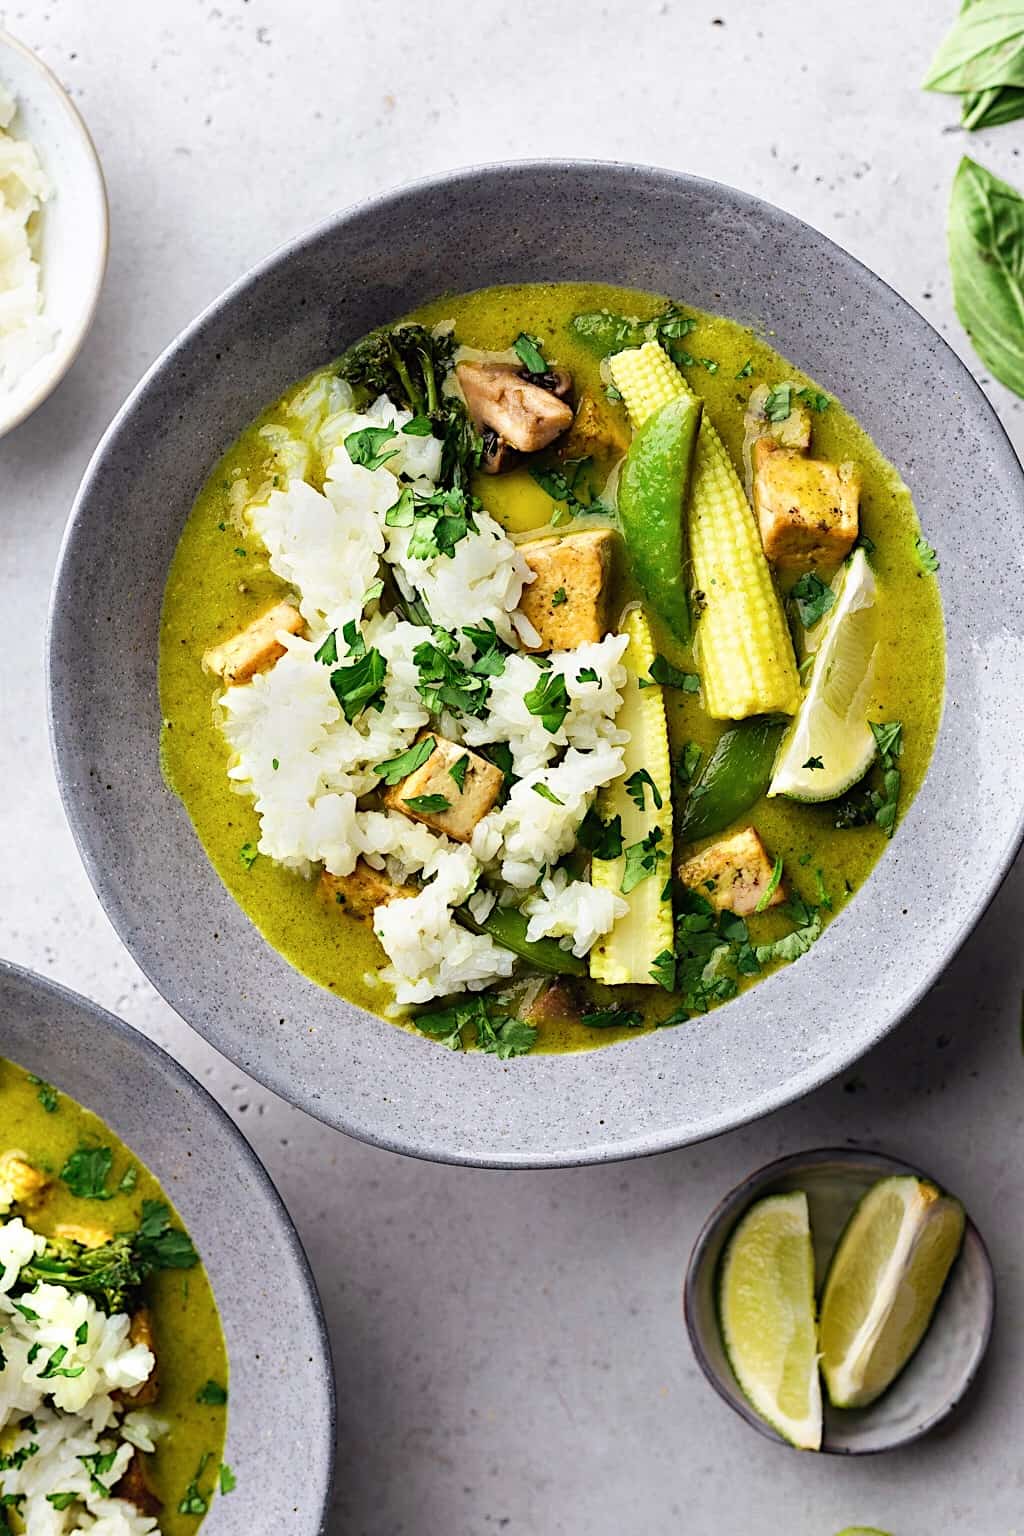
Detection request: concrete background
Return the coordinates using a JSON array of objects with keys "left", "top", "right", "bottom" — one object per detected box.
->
[{"left": 2, "top": 1, "right": 1023, "bottom": 1531}]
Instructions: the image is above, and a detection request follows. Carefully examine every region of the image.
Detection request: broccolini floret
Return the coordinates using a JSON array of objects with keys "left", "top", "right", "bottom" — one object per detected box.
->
[{"left": 15, "top": 1200, "right": 198, "bottom": 1316}]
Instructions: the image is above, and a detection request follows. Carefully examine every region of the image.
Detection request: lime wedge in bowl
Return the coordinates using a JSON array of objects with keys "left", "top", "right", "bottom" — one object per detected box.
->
[
  {"left": 718, "top": 1191, "right": 822, "bottom": 1450},
  {"left": 819, "top": 1175, "right": 965, "bottom": 1410},
  {"left": 769, "top": 548, "right": 879, "bottom": 802}
]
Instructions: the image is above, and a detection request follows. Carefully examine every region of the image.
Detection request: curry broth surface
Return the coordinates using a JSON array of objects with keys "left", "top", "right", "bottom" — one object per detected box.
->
[
  {"left": 1, "top": 1059, "right": 227, "bottom": 1532},
  {"left": 159, "top": 281, "right": 945, "bottom": 1051}
]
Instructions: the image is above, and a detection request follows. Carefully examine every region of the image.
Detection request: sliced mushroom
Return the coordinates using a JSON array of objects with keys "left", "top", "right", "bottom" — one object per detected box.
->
[{"left": 456, "top": 361, "right": 574, "bottom": 456}]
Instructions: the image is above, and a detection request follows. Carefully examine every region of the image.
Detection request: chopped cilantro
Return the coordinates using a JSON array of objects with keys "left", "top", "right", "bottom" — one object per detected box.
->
[
  {"left": 700, "top": 357, "right": 719, "bottom": 374},
  {"left": 449, "top": 753, "right": 469, "bottom": 792},
  {"left": 650, "top": 949, "right": 676, "bottom": 991},
  {"left": 415, "top": 997, "right": 537, "bottom": 1058},
  {"left": 513, "top": 332, "right": 548, "bottom": 374},
  {"left": 404, "top": 793, "right": 450, "bottom": 815},
  {"left": 790, "top": 571, "right": 835, "bottom": 628},
  {"left": 802, "top": 755, "right": 824, "bottom": 771},
  {"left": 621, "top": 827, "right": 666, "bottom": 894},
  {"left": 75, "top": 1321, "right": 88, "bottom": 1345},
  {"left": 870, "top": 720, "right": 903, "bottom": 837},
  {"left": 401, "top": 415, "right": 434, "bottom": 436},
  {"left": 914, "top": 534, "right": 939, "bottom": 574},
  {"left": 625, "top": 768, "right": 663, "bottom": 812},
  {"left": 239, "top": 841, "right": 259, "bottom": 871},
  {"left": 46, "top": 1493, "right": 77, "bottom": 1511},
  {"left": 375, "top": 735, "right": 436, "bottom": 786},
  {"left": 644, "top": 654, "right": 700, "bottom": 692},
  {"left": 219, "top": 1462, "right": 237, "bottom": 1496},
  {"left": 27, "top": 1075, "right": 58, "bottom": 1113},
  {"left": 676, "top": 741, "right": 703, "bottom": 785},
  {"left": 177, "top": 1452, "right": 214, "bottom": 1517},
  {"left": 330, "top": 648, "right": 387, "bottom": 722},
  {"left": 314, "top": 630, "right": 338, "bottom": 666},
  {"left": 197, "top": 1379, "right": 228, "bottom": 1405},
  {"left": 529, "top": 456, "right": 612, "bottom": 519},
  {"left": 344, "top": 424, "right": 398, "bottom": 470},
  {"left": 532, "top": 783, "right": 564, "bottom": 806},
  {"left": 80, "top": 1450, "right": 118, "bottom": 1499},
  {"left": 763, "top": 383, "right": 793, "bottom": 422},
  {"left": 794, "top": 386, "right": 830, "bottom": 412},
  {"left": 523, "top": 669, "right": 570, "bottom": 733},
  {"left": 581, "top": 1006, "right": 644, "bottom": 1030},
  {"left": 577, "top": 807, "right": 624, "bottom": 860},
  {"left": 60, "top": 1147, "right": 114, "bottom": 1200},
  {"left": 551, "top": 587, "right": 568, "bottom": 607},
  {"left": 576, "top": 666, "right": 599, "bottom": 684},
  {"left": 735, "top": 359, "right": 754, "bottom": 379},
  {"left": 39, "top": 1345, "right": 85, "bottom": 1381}
]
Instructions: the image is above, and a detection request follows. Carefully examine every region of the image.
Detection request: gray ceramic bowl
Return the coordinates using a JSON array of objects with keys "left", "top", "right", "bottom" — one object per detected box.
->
[
  {"left": 684, "top": 1148, "right": 995, "bottom": 1454},
  {"left": 0, "top": 960, "right": 335, "bottom": 1531},
  {"left": 48, "top": 161, "right": 1024, "bottom": 1168}
]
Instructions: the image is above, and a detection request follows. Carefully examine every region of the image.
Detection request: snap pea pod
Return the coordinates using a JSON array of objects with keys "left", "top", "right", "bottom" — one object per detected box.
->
[
  {"left": 457, "top": 903, "right": 586, "bottom": 976},
  {"left": 678, "top": 717, "right": 787, "bottom": 842},
  {"left": 617, "top": 395, "right": 702, "bottom": 646}
]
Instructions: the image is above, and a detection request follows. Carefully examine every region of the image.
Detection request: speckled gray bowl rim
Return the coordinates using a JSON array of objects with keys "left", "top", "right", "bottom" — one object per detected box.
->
[
  {"left": 47, "top": 159, "right": 1024, "bottom": 1168},
  {"left": 0, "top": 958, "right": 336, "bottom": 1531},
  {"left": 683, "top": 1146, "right": 995, "bottom": 1455}
]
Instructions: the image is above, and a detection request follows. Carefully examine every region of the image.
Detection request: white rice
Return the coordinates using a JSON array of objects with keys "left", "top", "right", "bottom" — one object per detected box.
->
[
  {"left": 523, "top": 868, "right": 627, "bottom": 958},
  {"left": 0, "top": 1219, "right": 161, "bottom": 1535},
  {"left": 218, "top": 387, "right": 632, "bottom": 1005},
  {"left": 0, "top": 85, "right": 55, "bottom": 392}
]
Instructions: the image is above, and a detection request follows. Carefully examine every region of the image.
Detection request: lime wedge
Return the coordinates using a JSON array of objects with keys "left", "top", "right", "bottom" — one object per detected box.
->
[
  {"left": 718, "top": 1191, "right": 822, "bottom": 1450},
  {"left": 769, "top": 548, "right": 879, "bottom": 801},
  {"left": 819, "top": 1175, "right": 965, "bottom": 1409}
]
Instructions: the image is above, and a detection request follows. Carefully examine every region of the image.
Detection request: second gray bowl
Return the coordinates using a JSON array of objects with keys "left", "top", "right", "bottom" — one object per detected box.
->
[{"left": 48, "top": 160, "right": 1024, "bottom": 1166}]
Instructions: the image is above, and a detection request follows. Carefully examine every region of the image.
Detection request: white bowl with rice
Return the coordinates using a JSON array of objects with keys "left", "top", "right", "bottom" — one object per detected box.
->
[{"left": 0, "top": 30, "right": 107, "bottom": 439}]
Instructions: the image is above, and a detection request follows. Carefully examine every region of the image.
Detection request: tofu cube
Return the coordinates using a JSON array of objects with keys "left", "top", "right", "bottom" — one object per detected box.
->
[
  {"left": 0, "top": 1151, "right": 49, "bottom": 1210},
  {"left": 203, "top": 601, "right": 304, "bottom": 684},
  {"left": 562, "top": 392, "right": 631, "bottom": 462},
  {"left": 55, "top": 1222, "right": 114, "bottom": 1250},
  {"left": 320, "top": 860, "right": 417, "bottom": 922},
  {"left": 518, "top": 529, "right": 616, "bottom": 652},
  {"left": 384, "top": 736, "right": 504, "bottom": 842},
  {"left": 678, "top": 826, "right": 786, "bottom": 917},
  {"left": 753, "top": 442, "right": 860, "bottom": 570}
]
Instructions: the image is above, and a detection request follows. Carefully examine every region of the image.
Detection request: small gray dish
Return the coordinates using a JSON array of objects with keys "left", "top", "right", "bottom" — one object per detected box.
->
[
  {"left": 0, "top": 959, "right": 336, "bottom": 1531},
  {"left": 684, "top": 1147, "right": 995, "bottom": 1455},
  {"left": 47, "top": 161, "right": 1024, "bottom": 1167}
]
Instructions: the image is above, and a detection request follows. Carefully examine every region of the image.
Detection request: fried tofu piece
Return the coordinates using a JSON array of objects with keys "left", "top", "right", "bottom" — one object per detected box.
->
[
  {"left": 202, "top": 601, "right": 304, "bottom": 684},
  {"left": 384, "top": 735, "right": 504, "bottom": 842},
  {"left": 0, "top": 1151, "right": 49, "bottom": 1210},
  {"left": 752, "top": 441, "right": 860, "bottom": 570},
  {"left": 320, "top": 861, "right": 417, "bottom": 922},
  {"left": 562, "top": 392, "right": 630, "bottom": 462},
  {"left": 54, "top": 1222, "right": 114, "bottom": 1250},
  {"left": 115, "top": 1451, "right": 163, "bottom": 1518},
  {"left": 678, "top": 826, "right": 786, "bottom": 917},
  {"left": 517, "top": 529, "right": 615, "bottom": 652},
  {"left": 456, "top": 361, "right": 573, "bottom": 453}
]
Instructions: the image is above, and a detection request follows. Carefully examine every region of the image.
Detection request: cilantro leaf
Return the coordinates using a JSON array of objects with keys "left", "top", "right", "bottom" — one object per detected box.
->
[
  {"left": 621, "top": 828, "right": 666, "bottom": 894},
  {"left": 790, "top": 572, "right": 835, "bottom": 628},
  {"left": 314, "top": 630, "right": 338, "bottom": 666},
  {"left": 581, "top": 1006, "right": 644, "bottom": 1029},
  {"left": 375, "top": 736, "right": 436, "bottom": 786},
  {"left": 625, "top": 768, "right": 663, "bottom": 812},
  {"left": 404, "top": 793, "right": 450, "bottom": 814},
  {"left": 914, "top": 534, "right": 940, "bottom": 574},
  {"left": 763, "top": 383, "right": 793, "bottom": 422},
  {"left": 578, "top": 807, "right": 624, "bottom": 860},
  {"left": 197, "top": 1380, "right": 228, "bottom": 1405},
  {"left": 344, "top": 424, "right": 398, "bottom": 471},
  {"left": 330, "top": 648, "right": 387, "bottom": 723},
  {"left": 28, "top": 1075, "right": 59, "bottom": 1114},
  {"left": 401, "top": 415, "right": 434, "bottom": 436},
  {"left": 449, "top": 753, "right": 469, "bottom": 791},
  {"left": 523, "top": 669, "right": 570, "bottom": 733},
  {"left": 735, "top": 359, "right": 754, "bottom": 379},
  {"left": 645, "top": 654, "right": 700, "bottom": 692},
  {"left": 239, "top": 841, "right": 259, "bottom": 871},
  {"left": 60, "top": 1147, "right": 114, "bottom": 1201},
  {"left": 532, "top": 783, "right": 564, "bottom": 805},
  {"left": 650, "top": 949, "right": 676, "bottom": 991}
]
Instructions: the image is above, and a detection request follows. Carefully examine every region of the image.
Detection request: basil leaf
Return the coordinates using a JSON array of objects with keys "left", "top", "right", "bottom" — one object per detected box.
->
[
  {"left": 949, "top": 156, "right": 1024, "bottom": 397},
  {"left": 924, "top": 0, "right": 1024, "bottom": 98},
  {"left": 513, "top": 332, "right": 547, "bottom": 373},
  {"left": 962, "top": 82, "right": 1024, "bottom": 129}
]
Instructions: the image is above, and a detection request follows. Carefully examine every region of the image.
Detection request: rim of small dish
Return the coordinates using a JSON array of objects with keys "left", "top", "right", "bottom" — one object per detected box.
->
[
  {"left": 682, "top": 1146, "right": 996, "bottom": 1455},
  {"left": 0, "top": 29, "right": 109, "bottom": 439},
  {"left": 47, "top": 159, "right": 1024, "bottom": 1167},
  {"left": 0, "top": 957, "right": 337, "bottom": 1530}
]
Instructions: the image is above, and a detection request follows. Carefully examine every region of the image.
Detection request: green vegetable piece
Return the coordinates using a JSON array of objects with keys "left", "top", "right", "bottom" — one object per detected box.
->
[
  {"left": 923, "top": 1, "right": 1024, "bottom": 102},
  {"left": 617, "top": 394, "right": 703, "bottom": 644},
  {"left": 456, "top": 904, "right": 586, "bottom": 976},
  {"left": 678, "top": 717, "right": 787, "bottom": 842},
  {"left": 949, "top": 156, "right": 1024, "bottom": 398}
]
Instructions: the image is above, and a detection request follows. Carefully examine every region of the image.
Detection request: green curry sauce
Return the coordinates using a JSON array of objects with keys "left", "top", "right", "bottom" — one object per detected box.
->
[
  {"left": 1, "top": 1059, "right": 228, "bottom": 1532},
  {"left": 159, "top": 281, "right": 945, "bottom": 1052}
]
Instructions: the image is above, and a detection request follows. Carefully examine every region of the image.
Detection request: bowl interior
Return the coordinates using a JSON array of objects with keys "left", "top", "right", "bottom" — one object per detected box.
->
[
  {"left": 684, "top": 1148, "right": 995, "bottom": 1455},
  {"left": 0, "top": 961, "right": 334, "bottom": 1533},
  {"left": 48, "top": 162, "right": 1024, "bottom": 1167},
  {"left": 0, "top": 31, "right": 108, "bottom": 436}
]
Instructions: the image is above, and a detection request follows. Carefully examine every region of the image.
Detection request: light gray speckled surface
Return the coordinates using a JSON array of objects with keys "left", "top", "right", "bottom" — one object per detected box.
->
[{"left": 3, "top": 1, "right": 1024, "bottom": 1531}]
